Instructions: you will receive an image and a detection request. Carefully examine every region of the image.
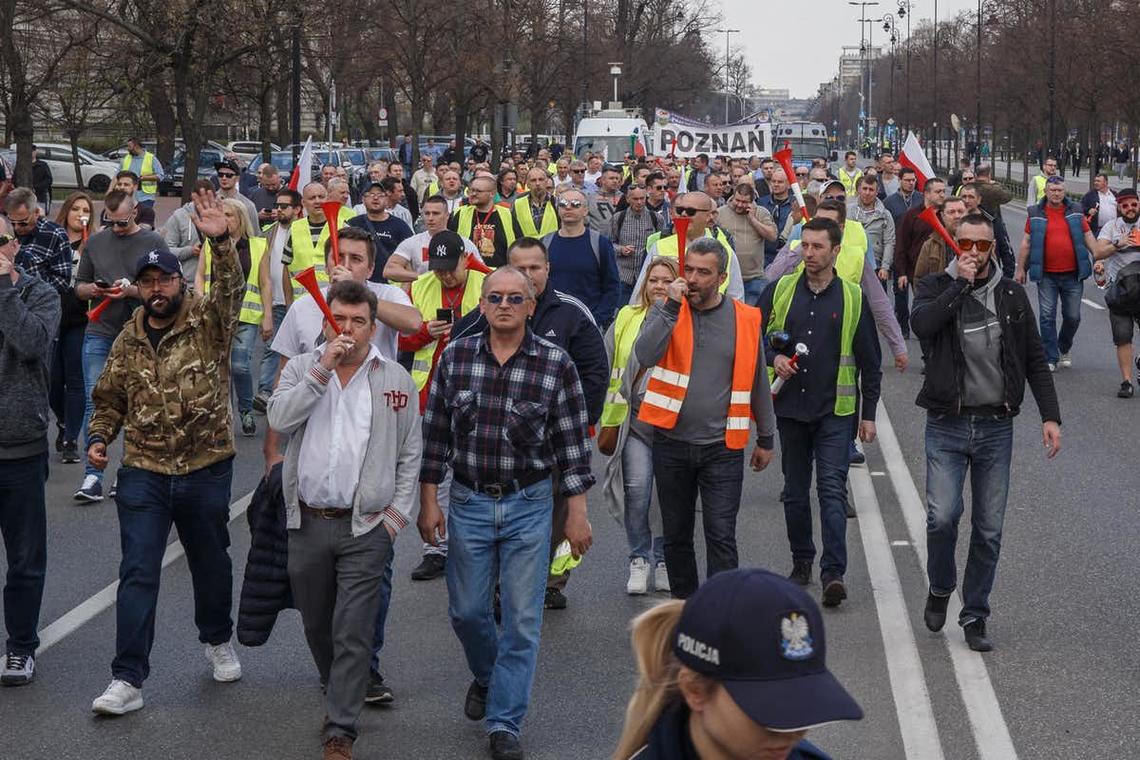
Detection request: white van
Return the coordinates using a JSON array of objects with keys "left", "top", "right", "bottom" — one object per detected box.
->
[{"left": 572, "top": 110, "right": 652, "bottom": 161}]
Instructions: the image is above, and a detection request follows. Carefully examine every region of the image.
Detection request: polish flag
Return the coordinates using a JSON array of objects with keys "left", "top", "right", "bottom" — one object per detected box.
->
[
  {"left": 898, "top": 132, "right": 935, "bottom": 191},
  {"left": 288, "top": 136, "right": 314, "bottom": 194}
]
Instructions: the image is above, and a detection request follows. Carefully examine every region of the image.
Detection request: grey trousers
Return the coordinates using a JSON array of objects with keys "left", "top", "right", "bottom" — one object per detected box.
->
[{"left": 288, "top": 511, "right": 393, "bottom": 742}]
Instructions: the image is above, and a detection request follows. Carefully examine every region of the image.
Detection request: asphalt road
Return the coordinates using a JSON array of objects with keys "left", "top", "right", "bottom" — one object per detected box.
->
[{"left": 1, "top": 203, "right": 1138, "bottom": 759}]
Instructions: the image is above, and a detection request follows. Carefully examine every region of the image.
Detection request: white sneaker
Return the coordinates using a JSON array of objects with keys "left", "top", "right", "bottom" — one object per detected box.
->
[
  {"left": 626, "top": 558, "right": 650, "bottom": 595},
  {"left": 654, "top": 562, "right": 670, "bottom": 593},
  {"left": 205, "top": 641, "right": 242, "bottom": 682},
  {"left": 1048, "top": 362, "right": 1057, "bottom": 373},
  {"left": 1, "top": 653, "right": 34, "bottom": 686},
  {"left": 92, "top": 679, "right": 143, "bottom": 715},
  {"left": 1059, "top": 353, "right": 1072, "bottom": 368}
]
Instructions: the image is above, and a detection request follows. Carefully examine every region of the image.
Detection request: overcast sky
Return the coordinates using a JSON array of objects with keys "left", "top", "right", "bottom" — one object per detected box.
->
[{"left": 719, "top": 0, "right": 977, "bottom": 100}]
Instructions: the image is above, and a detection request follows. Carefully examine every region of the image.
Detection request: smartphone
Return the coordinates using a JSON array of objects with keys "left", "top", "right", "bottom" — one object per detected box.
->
[
  {"left": 436, "top": 307, "right": 454, "bottom": 323},
  {"left": 95, "top": 280, "right": 113, "bottom": 289}
]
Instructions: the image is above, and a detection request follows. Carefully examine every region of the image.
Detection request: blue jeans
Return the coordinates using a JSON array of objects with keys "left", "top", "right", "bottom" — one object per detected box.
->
[
  {"left": 231, "top": 322, "right": 258, "bottom": 414},
  {"left": 446, "top": 478, "right": 553, "bottom": 738},
  {"left": 50, "top": 324, "right": 86, "bottom": 442},
  {"left": 369, "top": 548, "right": 395, "bottom": 674},
  {"left": 893, "top": 270, "right": 910, "bottom": 337},
  {"left": 777, "top": 414, "right": 852, "bottom": 578},
  {"left": 82, "top": 333, "right": 117, "bottom": 480},
  {"left": 258, "top": 304, "right": 288, "bottom": 396},
  {"left": 742, "top": 277, "right": 767, "bottom": 307},
  {"left": 652, "top": 437, "right": 744, "bottom": 599},
  {"left": 924, "top": 414, "right": 1013, "bottom": 625},
  {"left": 622, "top": 435, "right": 664, "bottom": 564},
  {"left": 1036, "top": 272, "right": 1083, "bottom": 364},
  {"left": 0, "top": 452, "right": 48, "bottom": 656},
  {"left": 112, "top": 457, "right": 235, "bottom": 686}
]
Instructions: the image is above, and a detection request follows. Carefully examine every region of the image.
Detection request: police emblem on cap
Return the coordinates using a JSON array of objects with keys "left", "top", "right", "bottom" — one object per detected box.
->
[
  {"left": 780, "top": 612, "right": 813, "bottom": 660},
  {"left": 148, "top": 251, "right": 160, "bottom": 264}
]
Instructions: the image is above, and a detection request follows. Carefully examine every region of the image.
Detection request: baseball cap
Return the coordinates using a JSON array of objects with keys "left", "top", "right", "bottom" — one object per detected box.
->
[
  {"left": 672, "top": 568, "right": 863, "bottom": 732},
  {"left": 1117, "top": 188, "right": 1139, "bottom": 201},
  {"left": 427, "top": 230, "right": 465, "bottom": 271},
  {"left": 817, "top": 179, "right": 846, "bottom": 198},
  {"left": 135, "top": 249, "right": 183, "bottom": 278},
  {"left": 214, "top": 158, "right": 241, "bottom": 175}
]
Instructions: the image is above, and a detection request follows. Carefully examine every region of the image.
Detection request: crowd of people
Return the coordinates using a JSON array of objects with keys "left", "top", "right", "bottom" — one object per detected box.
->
[{"left": 9, "top": 130, "right": 1130, "bottom": 759}]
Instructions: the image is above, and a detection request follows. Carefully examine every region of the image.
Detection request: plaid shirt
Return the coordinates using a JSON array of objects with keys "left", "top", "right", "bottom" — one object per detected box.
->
[
  {"left": 610, "top": 207, "right": 660, "bottom": 286},
  {"left": 421, "top": 327, "right": 595, "bottom": 496},
  {"left": 16, "top": 218, "right": 72, "bottom": 295}
]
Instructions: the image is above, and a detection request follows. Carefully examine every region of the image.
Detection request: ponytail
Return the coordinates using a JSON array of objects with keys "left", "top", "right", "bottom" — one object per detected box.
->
[{"left": 612, "top": 600, "right": 685, "bottom": 760}]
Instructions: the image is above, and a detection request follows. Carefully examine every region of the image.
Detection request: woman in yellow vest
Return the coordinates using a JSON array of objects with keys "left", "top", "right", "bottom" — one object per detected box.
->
[
  {"left": 194, "top": 198, "right": 271, "bottom": 437},
  {"left": 599, "top": 256, "right": 679, "bottom": 596}
]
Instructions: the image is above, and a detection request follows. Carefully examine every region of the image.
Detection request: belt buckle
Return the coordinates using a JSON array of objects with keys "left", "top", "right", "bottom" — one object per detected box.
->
[
  {"left": 318, "top": 509, "right": 336, "bottom": 519},
  {"left": 484, "top": 483, "right": 504, "bottom": 498}
]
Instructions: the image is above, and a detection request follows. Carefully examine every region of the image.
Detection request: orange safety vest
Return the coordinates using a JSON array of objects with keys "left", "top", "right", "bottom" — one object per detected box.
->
[{"left": 637, "top": 299, "right": 761, "bottom": 449}]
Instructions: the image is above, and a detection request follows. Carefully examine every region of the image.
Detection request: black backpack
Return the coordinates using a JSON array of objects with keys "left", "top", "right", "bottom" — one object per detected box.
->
[{"left": 1106, "top": 260, "right": 1140, "bottom": 315}]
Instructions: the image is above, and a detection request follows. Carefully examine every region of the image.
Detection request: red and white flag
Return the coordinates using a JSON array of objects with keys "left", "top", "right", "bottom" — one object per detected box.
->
[
  {"left": 898, "top": 132, "right": 935, "bottom": 191},
  {"left": 288, "top": 136, "right": 314, "bottom": 194}
]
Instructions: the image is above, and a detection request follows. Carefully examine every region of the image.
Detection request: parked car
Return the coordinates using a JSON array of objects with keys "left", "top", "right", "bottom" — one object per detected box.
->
[
  {"left": 159, "top": 147, "right": 226, "bottom": 197},
  {"left": 245, "top": 150, "right": 320, "bottom": 186},
  {"left": 227, "top": 140, "right": 281, "bottom": 165},
  {"left": 9, "top": 143, "right": 119, "bottom": 193}
]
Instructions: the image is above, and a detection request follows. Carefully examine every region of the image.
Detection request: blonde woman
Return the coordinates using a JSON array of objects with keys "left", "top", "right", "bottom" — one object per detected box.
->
[
  {"left": 194, "top": 198, "right": 271, "bottom": 437},
  {"left": 613, "top": 569, "right": 862, "bottom": 760},
  {"left": 600, "top": 256, "right": 678, "bottom": 595}
]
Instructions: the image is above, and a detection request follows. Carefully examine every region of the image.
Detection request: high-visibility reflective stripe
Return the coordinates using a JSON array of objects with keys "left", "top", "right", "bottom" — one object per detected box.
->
[
  {"left": 643, "top": 390, "right": 683, "bottom": 413},
  {"left": 726, "top": 417, "right": 750, "bottom": 430},
  {"left": 837, "top": 384, "right": 858, "bottom": 396},
  {"left": 246, "top": 285, "right": 261, "bottom": 295},
  {"left": 839, "top": 355, "right": 856, "bottom": 366},
  {"left": 610, "top": 367, "right": 623, "bottom": 381},
  {"left": 650, "top": 366, "right": 690, "bottom": 389},
  {"left": 241, "top": 301, "right": 264, "bottom": 313},
  {"left": 606, "top": 391, "right": 626, "bottom": 405},
  {"left": 412, "top": 360, "right": 431, "bottom": 373},
  {"left": 730, "top": 390, "right": 750, "bottom": 404}
]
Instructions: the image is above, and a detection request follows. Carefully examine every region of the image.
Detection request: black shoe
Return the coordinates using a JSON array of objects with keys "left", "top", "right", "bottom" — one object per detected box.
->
[
  {"left": 1118, "top": 381, "right": 1134, "bottom": 399},
  {"left": 846, "top": 501, "right": 857, "bottom": 518},
  {"left": 410, "top": 553, "right": 446, "bottom": 581},
  {"left": 364, "top": 670, "right": 394, "bottom": 705},
  {"left": 543, "top": 587, "right": 567, "bottom": 610},
  {"left": 821, "top": 575, "right": 847, "bottom": 608},
  {"left": 963, "top": 620, "right": 993, "bottom": 652},
  {"left": 107, "top": 479, "right": 118, "bottom": 499},
  {"left": 924, "top": 591, "right": 950, "bottom": 632},
  {"left": 464, "top": 680, "right": 488, "bottom": 721},
  {"left": 788, "top": 560, "right": 812, "bottom": 586},
  {"left": 55, "top": 427, "right": 65, "bottom": 453},
  {"left": 489, "top": 730, "right": 524, "bottom": 760},
  {"left": 60, "top": 440, "right": 80, "bottom": 464}
]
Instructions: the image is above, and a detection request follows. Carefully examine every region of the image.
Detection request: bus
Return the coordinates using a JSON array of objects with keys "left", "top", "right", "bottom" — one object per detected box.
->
[{"left": 772, "top": 121, "right": 834, "bottom": 167}]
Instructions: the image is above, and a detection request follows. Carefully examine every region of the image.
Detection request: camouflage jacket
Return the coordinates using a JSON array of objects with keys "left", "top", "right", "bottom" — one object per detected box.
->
[{"left": 89, "top": 236, "right": 244, "bottom": 475}]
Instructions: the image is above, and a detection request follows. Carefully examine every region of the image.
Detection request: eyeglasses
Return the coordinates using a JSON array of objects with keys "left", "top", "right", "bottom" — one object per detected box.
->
[
  {"left": 795, "top": 171, "right": 808, "bottom": 177},
  {"left": 673, "top": 207, "right": 703, "bottom": 217},
  {"left": 136, "top": 273, "right": 181, "bottom": 288},
  {"left": 1119, "top": 201, "right": 1140, "bottom": 209},
  {"left": 961, "top": 176, "right": 975, "bottom": 182},
  {"left": 557, "top": 199, "right": 584, "bottom": 208},
  {"left": 485, "top": 293, "right": 527, "bottom": 305},
  {"left": 571, "top": 169, "right": 585, "bottom": 174},
  {"left": 956, "top": 239, "right": 994, "bottom": 252},
  {"left": 217, "top": 172, "right": 237, "bottom": 179},
  {"left": 0, "top": 234, "right": 12, "bottom": 246},
  {"left": 651, "top": 184, "right": 666, "bottom": 191}
]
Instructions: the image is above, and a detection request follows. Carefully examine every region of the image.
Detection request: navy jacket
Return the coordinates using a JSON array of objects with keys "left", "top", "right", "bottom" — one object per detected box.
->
[
  {"left": 237, "top": 462, "right": 294, "bottom": 647},
  {"left": 452, "top": 285, "right": 608, "bottom": 425},
  {"left": 1081, "top": 188, "right": 1115, "bottom": 237},
  {"left": 884, "top": 189, "right": 924, "bottom": 226},
  {"left": 632, "top": 704, "right": 833, "bottom": 760}
]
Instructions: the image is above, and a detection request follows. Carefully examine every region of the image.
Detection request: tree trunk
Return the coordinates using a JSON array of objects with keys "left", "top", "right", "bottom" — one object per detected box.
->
[
  {"left": 146, "top": 68, "right": 178, "bottom": 166},
  {"left": 275, "top": 78, "right": 290, "bottom": 146},
  {"left": 454, "top": 104, "right": 469, "bottom": 158},
  {"left": 258, "top": 83, "right": 273, "bottom": 162},
  {"left": 0, "top": 0, "right": 34, "bottom": 187},
  {"left": 68, "top": 130, "right": 84, "bottom": 189},
  {"left": 382, "top": 78, "right": 399, "bottom": 145}
]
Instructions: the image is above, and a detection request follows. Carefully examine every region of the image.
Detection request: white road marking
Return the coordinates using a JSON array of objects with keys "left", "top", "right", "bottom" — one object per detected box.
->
[
  {"left": 849, "top": 466, "right": 945, "bottom": 759},
  {"left": 875, "top": 408, "right": 1020, "bottom": 760},
  {"left": 1082, "top": 298, "right": 1106, "bottom": 311},
  {"left": 891, "top": 540, "right": 911, "bottom": 546},
  {"left": 36, "top": 491, "right": 255, "bottom": 655}
]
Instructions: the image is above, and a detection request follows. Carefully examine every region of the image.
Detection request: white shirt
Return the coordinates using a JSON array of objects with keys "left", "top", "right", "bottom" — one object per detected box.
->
[
  {"left": 1097, "top": 190, "right": 1118, "bottom": 228},
  {"left": 391, "top": 230, "right": 481, "bottom": 276},
  {"left": 297, "top": 344, "right": 378, "bottom": 530},
  {"left": 389, "top": 203, "right": 414, "bottom": 228},
  {"left": 272, "top": 281, "right": 411, "bottom": 360},
  {"left": 265, "top": 224, "right": 289, "bottom": 306}
]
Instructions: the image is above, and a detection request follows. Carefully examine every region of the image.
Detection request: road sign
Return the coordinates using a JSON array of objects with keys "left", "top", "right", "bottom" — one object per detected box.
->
[{"left": 379, "top": 107, "right": 388, "bottom": 120}]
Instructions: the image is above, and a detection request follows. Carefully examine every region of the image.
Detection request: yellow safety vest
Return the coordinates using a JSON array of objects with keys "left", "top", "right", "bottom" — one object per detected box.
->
[
  {"left": 453, "top": 205, "right": 516, "bottom": 259},
  {"left": 790, "top": 220, "right": 867, "bottom": 285},
  {"left": 512, "top": 195, "right": 559, "bottom": 238},
  {"left": 600, "top": 305, "right": 649, "bottom": 427},
  {"left": 651, "top": 228, "right": 736, "bottom": 294},
  {"left": 1033, "top": 174, "right": 1047, "bottom": 203},
  {"left": 201, "top": 236, "right": 269, "bottom": 325},
  {"left": 766, "top": 270, "right": 863, "bottom": 416},
  {"left": 286, "top": 207, "right": 354, "bottom": 299},
  {"left": 547, "top": 162, "right": 557, "bottom": 175},
  {"left": 408, "top": 269, "right": 487, "bottom": 391},
  {"left": 838, "top": 167, "right": 863, "bottom": 196},
  {"left": 122, "top": 151, "right": 157, "bottom": 195}
]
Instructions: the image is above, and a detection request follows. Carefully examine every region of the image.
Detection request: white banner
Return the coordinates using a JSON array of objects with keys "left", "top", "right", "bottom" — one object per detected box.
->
[{"left": 653, "top": 110, "right": 772, "bottom": 158}]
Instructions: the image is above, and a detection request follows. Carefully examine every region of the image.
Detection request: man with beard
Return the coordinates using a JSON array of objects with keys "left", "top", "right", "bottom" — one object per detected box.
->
[
  {"left": 1094, "top": 187, "right": 1140, "bottom": 397},
  {"left": 87, "top": 189, "right": 245, "bottom": 714}
]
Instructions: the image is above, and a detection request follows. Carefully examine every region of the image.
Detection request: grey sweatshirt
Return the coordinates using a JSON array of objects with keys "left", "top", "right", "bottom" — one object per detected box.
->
[
  {"left": 634, "top": 296, "right": 776, "bottom": 448},
  {"left": 950, "top": 257, "right": 1005, "bottom": 408},
  {"left": 0, "top": 267, "right": 61, "bottom": 458}
]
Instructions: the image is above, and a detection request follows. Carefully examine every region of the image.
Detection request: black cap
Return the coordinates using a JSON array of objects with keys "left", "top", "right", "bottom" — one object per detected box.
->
[
  {"left": 427, "top": 230, "right": 465, "bottom": 271},
  {"left": 214, "top": 159, "right": 241, "bottom": 174},
  {"left": 135, "top": 249, "right": 183, "bottom": 278},
  {"left": 1117, "top": 187, "right": 1138, "bottom": 201},
  {"left": 364, "top": 180, "right": 385, "bottom": 193},
  {"left": 673, "top": 568, "right": 863, "bottom": 732}
]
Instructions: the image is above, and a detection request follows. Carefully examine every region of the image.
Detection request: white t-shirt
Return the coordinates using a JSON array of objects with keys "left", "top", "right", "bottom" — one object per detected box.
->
[
  {"left": 271, "top": 281, "right": 412, "bottom": 360},
  {"left": 1096, "top": 216, "right": 1140, "bottom": 281},
  {"left": 1097, "top": 191, "right": 1118, "bottom": 228},
  {"left": 391, "top": 230, "right": 481, "bottom": 276}
]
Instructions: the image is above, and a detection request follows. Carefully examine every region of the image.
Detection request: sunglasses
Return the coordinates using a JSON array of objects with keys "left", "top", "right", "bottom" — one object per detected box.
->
[
  {"left": 557, "top": 199, "right": 584, "bottom": 209},
  {"left": 0, "top": 234, "right": 12, "bottom": 246},
  {"left": 109, "top": 214, "right": 135, "bottom": 228},
  {"left": 956, "top": 239, "right": 994, "bottom": 252},
  {"left": 9, "top": 215, "right": 34, "bottom": 227},
  {"left": 673, "top": 207, "right": 703, "bottom": 217},
  {"left": 1119, "top": 201, "right": 1140, "bottom": 209},
  {"left": 485, "top": 293, "right": 527, "bottom": 305},
  {"left": 795, "top": 172, "right": 808, "bottom": 177},
  {"left": 571, "top": 169, "right": 585, "bottom": 174},
  {"left": 217, "top": 172, "right": 237, "bottom": 179}
]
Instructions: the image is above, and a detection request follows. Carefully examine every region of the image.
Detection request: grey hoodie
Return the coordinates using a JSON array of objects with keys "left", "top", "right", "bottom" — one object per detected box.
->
[
  {"left": 949, "top": 256, "right": 1004, "bottom": 408},
  {"left": 0, "top": 266, "right": 61, "bottom": 458}
]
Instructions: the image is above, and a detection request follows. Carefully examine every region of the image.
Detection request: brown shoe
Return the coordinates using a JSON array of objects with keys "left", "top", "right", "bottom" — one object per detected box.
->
[{"left": 323, "top": 736, "right": 353, "bottom": 760}]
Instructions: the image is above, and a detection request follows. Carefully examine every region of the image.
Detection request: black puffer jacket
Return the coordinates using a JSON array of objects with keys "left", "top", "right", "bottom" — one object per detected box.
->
[{"left": 237, "top": 463, "right": 294, "bottom": 647}]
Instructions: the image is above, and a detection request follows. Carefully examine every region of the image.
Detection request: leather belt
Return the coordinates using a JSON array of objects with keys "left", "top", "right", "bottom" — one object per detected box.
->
[
  {"left": 300, "top": 500, "right": 352, "bottom": 519},
  {"left": 453, "top": 470, "right": 549, "bottom": 499}
]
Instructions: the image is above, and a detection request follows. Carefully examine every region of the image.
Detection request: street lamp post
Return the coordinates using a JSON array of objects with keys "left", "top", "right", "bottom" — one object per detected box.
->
[
  {"left": 714, "top": 28, "right": 740, "bottom": 123},
  {"left": 897, "top": 0, "right": 911, "bottom": 136},
  {"left": 975, "top": 0, "right": 997, "bottom": 167},
  {"left": 850, "top": 2, "right": 880, "bottom": 145},
  {"left": 1047, "top": 0, "right": 1056, "bottom": 157}
]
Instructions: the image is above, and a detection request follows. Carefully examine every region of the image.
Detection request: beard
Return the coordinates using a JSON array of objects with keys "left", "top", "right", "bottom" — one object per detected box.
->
[
  {"left": 143, "top": 289, "right": 184, "bottom": 319},
  {"left": 1123, "top": 210, "right": 1140, "bottom": 225}
]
